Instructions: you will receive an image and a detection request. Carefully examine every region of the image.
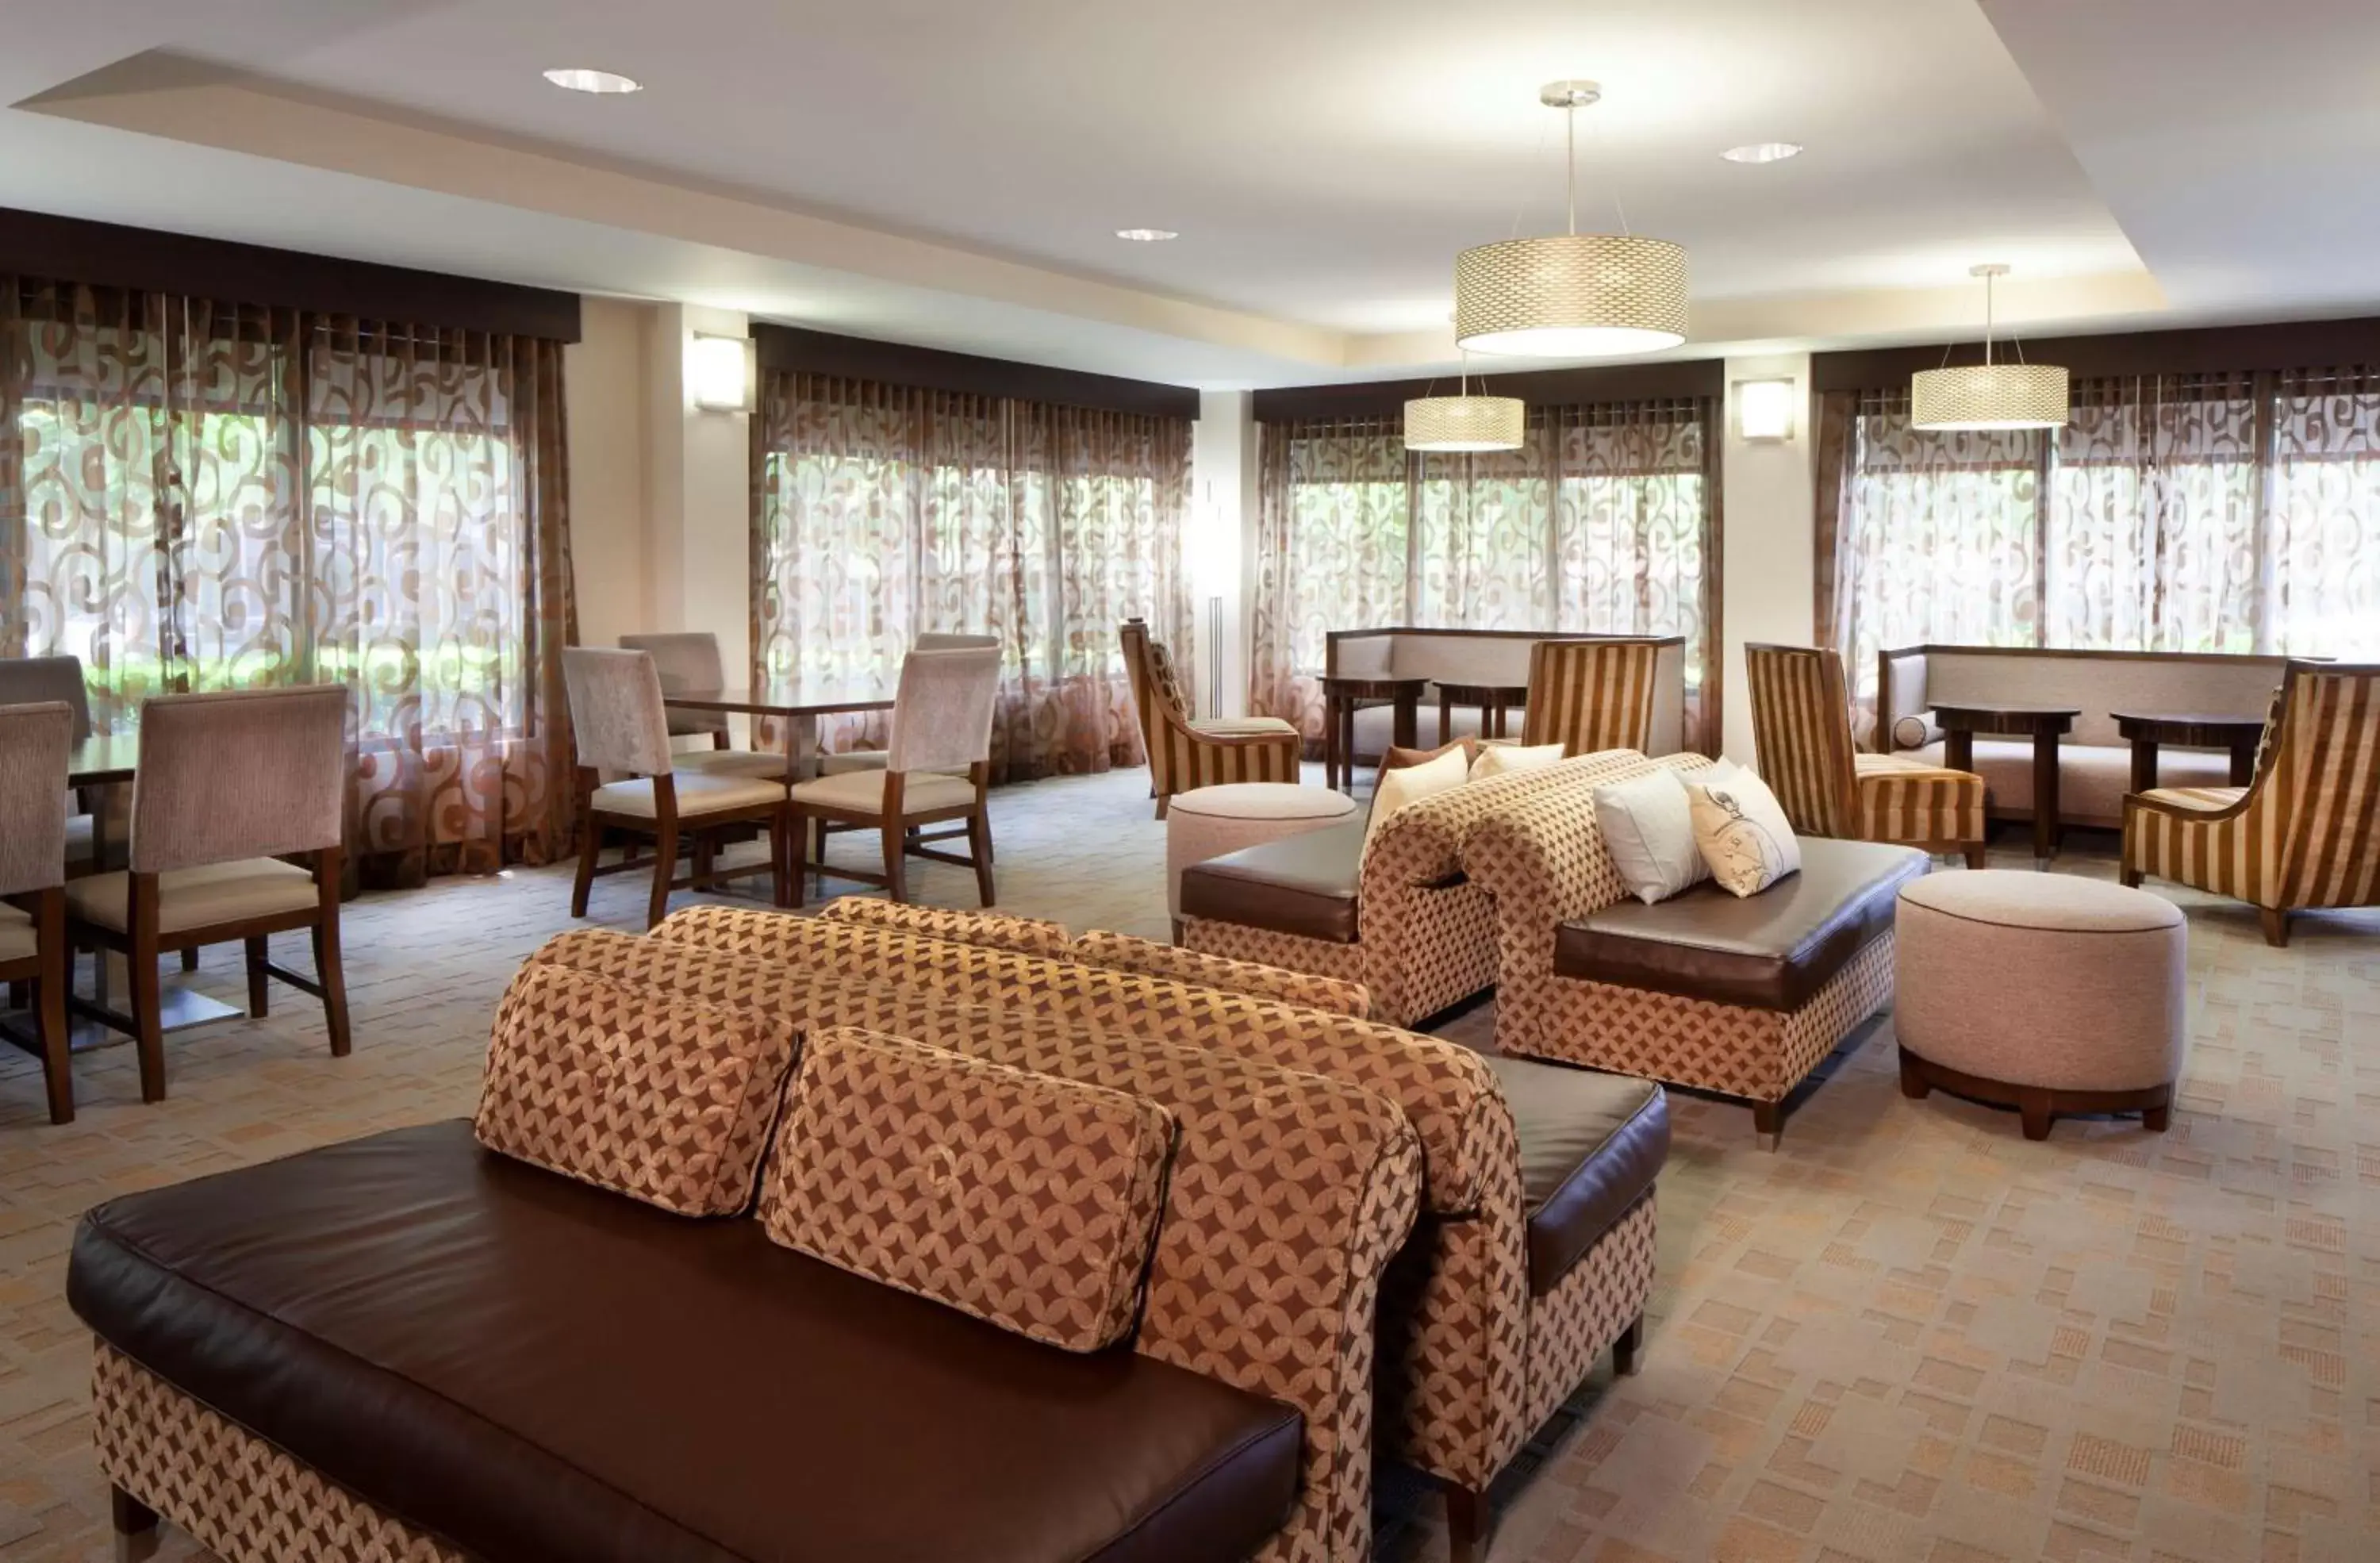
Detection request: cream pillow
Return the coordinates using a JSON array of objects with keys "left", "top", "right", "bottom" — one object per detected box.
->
[
  {"left": 1594, "top": 768, "right": 1708, "bottom": 904},
  {"left": 1468, "top": 742, "right": 1566, "bottom": 782},
  {"left": 1683, "top": 759, "right": 1802, "bottom": 897},
  {"left": 1365, "top": 745, "right": 1469, "bottom": 851}
]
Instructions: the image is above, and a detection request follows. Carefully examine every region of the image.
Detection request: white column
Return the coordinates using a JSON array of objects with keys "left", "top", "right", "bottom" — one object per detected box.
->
[
  {"left": 562, "top": 298, "right": 654, "bottom": 650},
  {"left": 641, "top": 302, "right": 753, "bottom": 682},
  {"left": 1718, "top": 353, "right": 1818, "bottom": 765},
  {"left": 1190, "top": 390, "right": 1257, "bottom": 718}
]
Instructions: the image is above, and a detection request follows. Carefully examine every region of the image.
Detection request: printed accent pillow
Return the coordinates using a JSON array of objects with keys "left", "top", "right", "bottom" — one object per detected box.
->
[
  {"left": 1381, "top": 736, "right": 1480, "bottom": 774},
  {"left": 1364, "top": 743, "right": 1470, "bottom": 852},
  {"left": 1594, "top": 767, "right": 1709, "bottom": 904},
  {"left": 1685, "top": 758, "right": 1803, "bottom": 897},
  {"left": 475, "top": 963, "right": 799, "bottom": 1216},
  {"left": 762, "top": 1029, "right": 1178, "bottom": 1353},
  {"left": 1468, "top": 742, "right": 1566, "bottom": 782}
]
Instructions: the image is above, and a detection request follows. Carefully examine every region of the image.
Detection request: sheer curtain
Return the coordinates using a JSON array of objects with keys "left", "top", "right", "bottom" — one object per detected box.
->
[
  {"left": 2269, "top": 367, "right": 2380, "bottom": 655},
  {"left": 750, "top": 372, "right": 1192, "bottom": 781},
  {"left": 0, "top": 278, "right": 575, "bottom": 884}
]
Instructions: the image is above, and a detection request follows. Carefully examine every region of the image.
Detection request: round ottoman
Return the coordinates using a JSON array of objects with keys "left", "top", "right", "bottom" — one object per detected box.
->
[
  {"left": 1166, "top": 783, "right": 1358, "bottom": 919},
  {"left": 1895, "top": 871, "right": 2186, "bottom": 1139}
]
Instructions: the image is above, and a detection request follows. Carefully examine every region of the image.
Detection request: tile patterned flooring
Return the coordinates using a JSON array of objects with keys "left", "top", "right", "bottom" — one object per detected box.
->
[{"left": 0, "top": 763, "right": 2374, "bottom": 1561}]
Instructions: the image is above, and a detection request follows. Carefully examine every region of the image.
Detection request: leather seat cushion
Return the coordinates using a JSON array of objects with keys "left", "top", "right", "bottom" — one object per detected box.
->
[
  {"left": 1177, "top": 818, "right": 1365, "bottom": 943},
  {"left": 69, "top": 1122, "right": 1302, "bottom": 1563},
  {"left": 1556, "top": 836, "right": 1929, "bottom": 1011},
  {"left": 591, "top": 772, "right": 785, "bottom": 820},
  {"left": 1484, "top": 1058, "right": 1669, "bottom": 1294},
  {"left": 65, "top": 858, "right": 317, "bottom": 936}
]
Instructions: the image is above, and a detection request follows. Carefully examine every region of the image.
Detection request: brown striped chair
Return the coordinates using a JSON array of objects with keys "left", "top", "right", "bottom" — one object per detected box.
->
[
  {"left": 1120, "top": 617, "right": 1301, "bottom": 819},
  {"left": 1747, "top": 643, "right": 1987, "bottom": 867},
  {"left": 1519, "top": 637, "right": 1670, "bottom": 755},
  {"left": 2123, "top": 659, "right": 2380, "bottom": 947}
]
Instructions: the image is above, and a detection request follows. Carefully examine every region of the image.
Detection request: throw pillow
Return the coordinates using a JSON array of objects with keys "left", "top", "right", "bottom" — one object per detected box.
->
[
  {"left": 1469, "top": 742, "right": 1566, "bottom": 781},
  {"left": 1365, "top": 744, "right": 1469, "bottom": 851},
  {"left": 1891, "top": 712, "right": 1944, "bottom": 751},
  {"left": 1380, "top": 736, "right": 1480, "bottom": 774},
  {"left": 1594, "top": 767, "right": 1709, "bottom": 904},
  {"left": 1684, "top": 759, "right": 1802, "bottom": 897}
]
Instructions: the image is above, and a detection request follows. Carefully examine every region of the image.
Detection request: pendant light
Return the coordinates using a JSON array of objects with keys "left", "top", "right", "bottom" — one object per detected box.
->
[
  {"left": 1454, "top": 81, "right": 1688, "bottom": 359},
  {"left": 1405, "top": 350, "right": 1525, "bottom": 451},
  {"left": 1910, "top": 264, "right": 2070, "bottom": 431}
]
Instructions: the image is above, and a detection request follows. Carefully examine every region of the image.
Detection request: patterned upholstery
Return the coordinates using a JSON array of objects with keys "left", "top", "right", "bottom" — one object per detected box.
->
[
  {"left": 761, "top": 1028, "right": 1177, "bottom": 1353},
  {"left": 1071, "top": 930, "right": 1372, "bottom": 1017},
  {"left": 1748, "top": 642, "right": 1986, "bottom": 855},
  {"left": 2124, "top": 659, "right": 2380, "bottom": 944},
  {"left": 0, "top": 702, "right": 71, "bottom": 897},
  {"left": 1520, "top": 639, "right": 1664, "bottom": 755},
  {"left": 819, "top": 896, "right": 1073, "bottom": 958},
  {"left": 1121, "top": 617, "right": 1301, "bottom": 813}
]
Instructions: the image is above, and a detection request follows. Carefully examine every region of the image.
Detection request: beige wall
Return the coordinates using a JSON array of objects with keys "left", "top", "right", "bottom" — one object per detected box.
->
[
  {"left": 1718, "top": 353, "right": 1819, "bottom": 765},
  {"left": 562, "top": 297, "right": 652, "bottom": 650}
]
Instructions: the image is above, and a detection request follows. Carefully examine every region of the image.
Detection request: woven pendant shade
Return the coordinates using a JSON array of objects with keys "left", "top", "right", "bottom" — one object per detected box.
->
[
  {"left": 1910, "top": 362, "right": 2070, "bottom": 432},
  {"left": 1405, "top": 394, "right": 1526, "bottom": 451},
  {"left": 1454, "top": 234, "right": 1689, "bottom": 358}
]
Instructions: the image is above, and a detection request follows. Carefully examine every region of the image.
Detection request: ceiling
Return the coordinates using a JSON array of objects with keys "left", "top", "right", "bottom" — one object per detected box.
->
[{"left": 3, "top": 1, "right": 2374, "bottom": 386}]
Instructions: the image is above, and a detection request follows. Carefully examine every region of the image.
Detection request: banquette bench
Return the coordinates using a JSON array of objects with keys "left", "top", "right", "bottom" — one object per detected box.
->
[{"left": 1326, "top": 628, "right": 1688, "bottom": 761}]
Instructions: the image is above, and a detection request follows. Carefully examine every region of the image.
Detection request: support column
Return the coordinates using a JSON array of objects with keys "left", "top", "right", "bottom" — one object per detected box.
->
[
  {"left": 1190, "top": 390, "right": 1257, "bottom": 719},
  {"left": 642, "top": 302, "right": 754, "bottom": 682},
  {"left": 1718, "top": 353, "right": 1817, "bottom": 765}
]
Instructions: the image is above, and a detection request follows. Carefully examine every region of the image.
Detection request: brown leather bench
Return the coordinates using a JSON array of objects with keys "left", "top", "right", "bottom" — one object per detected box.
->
[
  {"left": 1484, "top": 1057, "right": 1669, "bottom": 1300},
  {"left": 71, "top": 1121, "right": 1301, "bottom": 1563},
  {"left": 1179, "top": 819, "right": 1365, "bottom": 946}
]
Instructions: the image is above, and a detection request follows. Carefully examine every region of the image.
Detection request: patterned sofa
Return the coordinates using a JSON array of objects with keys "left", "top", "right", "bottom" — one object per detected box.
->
[
  {"left": 71, "top": 929, "right": 1421, "bottom": 1563},
  {"left": 1177, "top": 749, "right": 1667, "bottom": 1027},
  {"left": 1466, "top": 751, "right": 1925, "bottom": 1145},
  {"left": 654, "top": 903, "right": 1670, "bottom": 1563}
]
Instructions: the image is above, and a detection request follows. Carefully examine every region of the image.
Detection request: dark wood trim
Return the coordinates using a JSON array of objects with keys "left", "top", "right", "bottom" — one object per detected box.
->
[
  {"left": 0, "top": 205, "right": 582, "bottom": 341},
  {"left": 753, "top": 323, "right": 1197, "bottom": 420},
  {"left": 1253, "top": 360, "right": 1722, "bottom": 423},
  {"left": 1814, "top": 316, "right": 2380, "bottom": 393},
  {"left": 1899, "top": 1046, "right": 2172, "bottom": 1139}
]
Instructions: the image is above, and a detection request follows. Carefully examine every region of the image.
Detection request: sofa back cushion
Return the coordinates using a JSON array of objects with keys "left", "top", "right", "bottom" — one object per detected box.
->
[
  {"left": 1070, "top": 930, "right": 1372, "bottom": 1017},
  {"left": 763, "top": 1029, "right": 1178, "bottom": 1354},
  {"left": 818, "top": 897, "right": 1072, "bottom": 958},
  {"left": 477, "top": 964, "right": 797, "bottom": 1217}
]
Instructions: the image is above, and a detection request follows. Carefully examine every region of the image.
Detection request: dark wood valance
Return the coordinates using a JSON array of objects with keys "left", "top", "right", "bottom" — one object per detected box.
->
[
  {"left": 1253, "top": 358, "right": 1724, "bottom": 423},
  {"left": 1813, "top": 316, "right": 2380, "bottom": 393},
  {"left": 753, "top": 323, "right": 1200, "bottom": 421},
  {"left": 0, "top": 206, "right": 582, "bottom": 342}
]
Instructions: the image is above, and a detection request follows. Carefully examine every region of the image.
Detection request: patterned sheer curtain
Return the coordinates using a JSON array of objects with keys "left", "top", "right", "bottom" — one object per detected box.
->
[
  {"left": 0, "top": 278, "right": 575, "bottom": 885},
  {"left": 750, "top": 372, "right": 1192, "bottom": 781},
  {"left": 1253, "top": 398, "right": 1721, "bottom": 750}
]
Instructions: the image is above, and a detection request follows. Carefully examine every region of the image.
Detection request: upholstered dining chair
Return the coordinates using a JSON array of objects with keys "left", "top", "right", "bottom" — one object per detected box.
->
[
  {"left": 1119, "top": 616, "right": 1300, "bottom": 819},
  {"left": 820, "top": 632, "right": 1000, "bottom": 778},
  {"left": 564, "top": 648, "right": 792, "bottom": 929},
  {"left": 0, "top": 702, "right": 75, "bottom": 1123},
  {"left": 616, "top": 632, "right": 788, "bottom": 781},
  {"left": 785, "top": 646, "right": 1001, "bottom": 906},
  {"left": 0, "top": 655, "right": 96, "bottom": 874},
  {"left": 63, "top": 685, "right": 351, "bottom": 1104},
  {"left": 2124, "top": 659, "right": 2380, "bottom": 946},
  {"left": 1747, "top": 642, "right": 1989, "bottom": 866},
  {"left": 1519, "top": 638, "right": 1664, "bottom": 755}
]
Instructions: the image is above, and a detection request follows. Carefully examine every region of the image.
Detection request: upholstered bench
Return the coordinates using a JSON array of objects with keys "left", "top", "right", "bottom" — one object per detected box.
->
[
  {"left": 1165, "top": 782, "right": 1357, "bottom": 929},
  {"left": 1484, "top": 1056, "right": 1668, "bottom": 1304}
]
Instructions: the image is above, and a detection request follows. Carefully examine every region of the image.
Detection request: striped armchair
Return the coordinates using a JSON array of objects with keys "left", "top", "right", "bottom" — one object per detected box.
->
[
  {"left": 1519, "top": 637, "right": 1665, "bottom": 755},
  {"left": 2123, "top": 660, "right": 2379, "bottom": 947},
  {"left": 1747, "top": 643, "right": 1987, "bottom": 866},
  {"left": 1119, "top": 618, "right": 1301, "bottom": 819}
]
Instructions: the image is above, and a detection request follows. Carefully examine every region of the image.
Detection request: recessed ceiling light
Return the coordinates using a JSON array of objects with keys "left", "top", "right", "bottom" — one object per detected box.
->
[
  {"left": 543, "top": 67, "right": 641, "bottom": 94},
  {"left": 1722, "top": 141, "right": 1803, "bottom": 164},
  {"left": 1115, "top": 228, "right": 1179, "bottom": 243}
]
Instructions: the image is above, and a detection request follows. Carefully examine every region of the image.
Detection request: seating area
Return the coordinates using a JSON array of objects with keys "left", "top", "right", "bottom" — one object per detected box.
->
[{"left": 5, "top": 8, "right": 2380, "bottom": 1562}]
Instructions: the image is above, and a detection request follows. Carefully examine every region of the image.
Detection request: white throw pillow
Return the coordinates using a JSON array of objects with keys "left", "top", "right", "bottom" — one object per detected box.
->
[
  {"left": 1468, "top": 742, "right": 1566, "bottom": 782},
  {"left": 1363, "top": 745, "right": 1470, "bottom": 853},
  {"left": 1684, "top": 758, "right": 1802, "bottom": 897},
  {"left": 1593, "top": 768, "right": 1708, "bottom": 904}
]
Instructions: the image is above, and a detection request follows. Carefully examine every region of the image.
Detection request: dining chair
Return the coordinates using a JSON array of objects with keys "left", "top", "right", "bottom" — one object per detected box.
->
[
  {"left": 1119, "top": 617, "right": 1300, "bottom": 819},
  {"left": 0, "top": 655, "right": 96, "bottom": 874},
  {"left": 617, "top": 632, "right": 789, "bottom": 781},
  {"left": 786, "top": 646, "right": 1000, "bottom": 906},
  {"left": 1518, "top": 638, "right": 1665, "bottom": 756},
  {"left": 2124, "top": 659, "right": 2380, "bottom": 946},
  {"left": 1746, "top": 642, "right": 1988, "bottom": 866},
  {"left": 816, "top": 632, "right": 1002, "bottom": 853},
  {"left": 0, "top": 702, "right": 75, "bottom": 1123},
  {"left": 565, "top": 648, "right": 792, "bottom": 929},
  {"left": 63, "top": 685, "right": 351, "bottom": 1104}
]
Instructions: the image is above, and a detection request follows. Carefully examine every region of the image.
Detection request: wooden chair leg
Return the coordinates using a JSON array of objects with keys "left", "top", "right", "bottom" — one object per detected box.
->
[
  {"left": 2121, "top": 866, "right": 2146, "bottom": 889},
  {"left": 1154, "top": 795, "right": 1169, "bottom": 820},
  {"left": 968, "top": 809, "right": 996, "bottom": 907},
  {"left": 881, "top": 820, "right": 909, "bottom": 904},
  {"left": 36, "top": 888, "right": 71, "bottom": 1126},
  {"left": 1751, "top": 1100, "right": 1783, "bottom": 1150},
  {"left": 570, "top": 815, "right": 602, "bottom": 919},
  {"left": 771, "top": 806, "right": 792, "bottom": 909},
  {"left": 245, "top": 936, "right": 270, "bottom": 1018},
  {"left": 647, "top": 820, "right": 678, "bottom": 930},
  {"left": 2018, "top": 1088, "right": 2054, "bottom": 1141},
  {"left": 6, "top": 981, "right": 25, "bottom": 1009},
  {"left": 1898, "top": 1048, "right": 1931, "bottom": 1100},
  {"left": 1445, "top": 1485, "right": 1489, "bottom": 1563},
  {"left": 2260, "top": 907, "right": 2290, "bottom": 947},
  {"left": 178, "top": 947, "right": 198, "bottom": 974},
  {"left": 1963, "top": 843, "right": 1987, "bottom": 870},
  {"left": 313, "top": 915, "right": 351, "bottom": 1059},
  {"left": 112, "top": 1485, "right": 158, "bottom": 1539},
  {"left": 1614, "top": 1313, "right": 1645, "bottom": 1376},
  {"left": 131, "top": 932, "right": 166, "bottom": 1106}
]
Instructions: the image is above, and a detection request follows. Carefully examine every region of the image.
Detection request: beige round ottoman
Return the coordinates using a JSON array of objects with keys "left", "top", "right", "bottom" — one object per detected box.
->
[
  {"left": 1895, "top": 871, "right": 2186, "bottom": 1139},
  {"left": 1166, "top": 783, "right": 1357, "bottom": 920}
]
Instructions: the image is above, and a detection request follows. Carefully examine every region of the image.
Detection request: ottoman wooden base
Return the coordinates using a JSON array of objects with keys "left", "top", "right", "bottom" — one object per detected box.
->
[{"left": 1898, "top": 1046, "right": 2173, "bottom": 1140}]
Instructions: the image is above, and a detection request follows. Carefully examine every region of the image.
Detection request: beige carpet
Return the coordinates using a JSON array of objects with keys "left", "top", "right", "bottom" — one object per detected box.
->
[{"left": 0, "top": 764, "right": 2372, "bottom": 1561}]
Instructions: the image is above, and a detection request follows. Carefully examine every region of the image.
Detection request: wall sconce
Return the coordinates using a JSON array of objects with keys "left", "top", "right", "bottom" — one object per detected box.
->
[
  {"left": 689, "top": 333, "right": 754, "bottom": 413},
  {"left": 1733, "top": 378, "right": 1798, "bottom": 443}
]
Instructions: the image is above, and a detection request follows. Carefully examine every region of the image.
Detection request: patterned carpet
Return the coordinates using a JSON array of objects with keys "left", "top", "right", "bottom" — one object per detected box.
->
[{"left": 0, "top": 764, "right": 2372, "bottom": 1561}]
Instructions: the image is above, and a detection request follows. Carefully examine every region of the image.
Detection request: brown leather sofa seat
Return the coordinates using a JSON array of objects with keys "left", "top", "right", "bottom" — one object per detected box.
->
[
  {"left": 1177, "top": 818, "right": 1367, "bottom": 943},
  {"left": 68, "top": 1121, "right": 1302, "bottom": 1563},
  {"left": 1485, "top": 1058, "right": 1669, "bottom": 1294},
  {"left": 1555, "top": 837, "right": 1929, "bottom": 1012}
]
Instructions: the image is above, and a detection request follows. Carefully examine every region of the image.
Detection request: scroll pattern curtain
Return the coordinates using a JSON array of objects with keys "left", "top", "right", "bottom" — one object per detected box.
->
[
  {"left": 1252, "top": 397, "right": 1721, "bottom": 751},
  {"left": 750, "top": 372, "right": 1192, "bottom": 782},
  {"left": 0, "top": 278, "right": 575, "bottom": 885},
  {"left": 1821, "top": 371, "right": 2380, "bottom": 728}
]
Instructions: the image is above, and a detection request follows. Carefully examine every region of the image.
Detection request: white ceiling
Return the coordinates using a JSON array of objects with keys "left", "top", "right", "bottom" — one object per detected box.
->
[{"left": 2, "top": 2, "right": 2372, "bottom": 386}]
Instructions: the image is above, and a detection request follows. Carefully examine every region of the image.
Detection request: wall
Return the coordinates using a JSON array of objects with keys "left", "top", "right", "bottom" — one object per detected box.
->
[
  {"left": 1718, "top": 353, "right": 1818, "bottom": 765},
  {"left": 561, "top": 296, "right": 652, "bottom": 650},
  {"left": 1189, "top": 391, "right": 1256, "bottom": 719}
]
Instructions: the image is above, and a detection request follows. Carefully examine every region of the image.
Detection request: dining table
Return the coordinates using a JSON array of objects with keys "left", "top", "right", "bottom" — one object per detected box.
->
[
  {"left": 2110, "top": 709, "right": 2267, "bottom": 793},
  {"left": 1932, "top": 701, "right": 2081, "bottom": 865},
  {"left": 662, "top": 675, "right": 902, "bottom": 778},
  {"left": 1319, "top": 674, "right": 1430, "bottom": 793}
]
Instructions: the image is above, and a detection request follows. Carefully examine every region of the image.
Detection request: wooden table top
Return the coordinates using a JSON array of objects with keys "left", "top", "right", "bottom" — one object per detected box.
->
[
  {"left": 1432, "top": 680, "right": 1530, "bottom": 701},
  {"left": 662, "top": 680, "right": 899, "bottom": 717},
  {"left": 1932, "top": 702, "right": 2081, "bottom": 733},
  {"left": 1320, "top": 675, "right": 1430, "bottom": 700},
  {"left": 68, "top": 735, "right": 139, "bottom": 787},
  {"left": 2110, "top": 710, "right": 2269, "bottom": 738}
]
